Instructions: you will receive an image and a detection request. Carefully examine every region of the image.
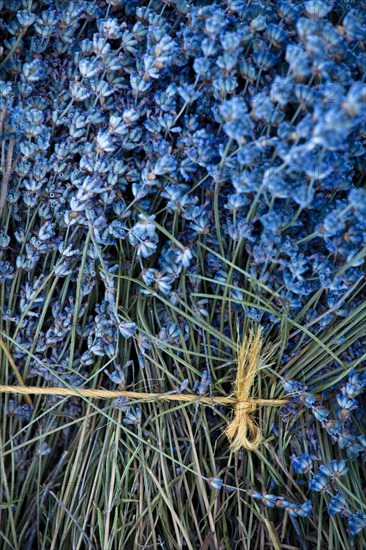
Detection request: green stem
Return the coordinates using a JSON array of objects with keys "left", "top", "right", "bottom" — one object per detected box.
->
[{"left": 0, "top": 32, "right": 24, "bottom": 68}]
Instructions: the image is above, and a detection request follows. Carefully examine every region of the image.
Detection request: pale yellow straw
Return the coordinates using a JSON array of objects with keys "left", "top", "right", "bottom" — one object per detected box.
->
[{"left": 226, "top": 326, "right": 266, "bottom": 451}]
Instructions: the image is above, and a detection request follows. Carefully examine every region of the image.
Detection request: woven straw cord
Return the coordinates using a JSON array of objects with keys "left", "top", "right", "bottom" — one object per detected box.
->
[{"left": 0, "top": 328, "right": 287, "bottom": 450}]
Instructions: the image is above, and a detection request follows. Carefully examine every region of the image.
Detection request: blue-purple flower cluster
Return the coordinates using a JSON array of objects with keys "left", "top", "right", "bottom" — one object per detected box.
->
[
  {"left": 283, "top": 371, "right": 366, "bottom": 461},
  {"left": 280, "top": 369, "right": 366, "bottom": 538},
  {"left": 289, "top": 453, "right": 366, "bottom": 536},
  {"left": 1, "top": 0, "right": 365, "bottom": 541}
]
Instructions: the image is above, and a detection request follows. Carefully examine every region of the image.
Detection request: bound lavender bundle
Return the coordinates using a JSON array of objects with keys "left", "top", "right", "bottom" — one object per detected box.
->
[{"left": 1, "top": 0, "right": 365, "bottom": 547}]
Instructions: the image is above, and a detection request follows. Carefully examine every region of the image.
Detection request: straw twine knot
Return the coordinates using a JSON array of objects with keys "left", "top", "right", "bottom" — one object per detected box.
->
[
  {"left": 225, "top": 328, "right": 263, "bottom": 452},
  {"left": 227, "top": 400, "right": 261, "bottom": 452},
  {"left": 237, "top": 401, "right": 257, "bottom": 414}
]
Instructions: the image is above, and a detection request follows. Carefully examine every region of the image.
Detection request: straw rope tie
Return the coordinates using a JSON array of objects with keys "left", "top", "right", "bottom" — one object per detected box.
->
[
  {"left": 226, "top": 401, "right": 261, "bottom": 452},
  {"left": 224, "top": 327, "right": 265, "bottom": 451},
  {"left": 237, "top": 401, "right": 256, "bottom": 413},
  {"left": 0, "top": 327, "right": 287, "bottom": 451}
]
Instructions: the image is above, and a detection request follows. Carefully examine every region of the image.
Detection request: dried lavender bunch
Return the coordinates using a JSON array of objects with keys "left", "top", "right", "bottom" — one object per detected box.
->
[{"left": 0, "top": 0, "right": 365, "bottom": 547}]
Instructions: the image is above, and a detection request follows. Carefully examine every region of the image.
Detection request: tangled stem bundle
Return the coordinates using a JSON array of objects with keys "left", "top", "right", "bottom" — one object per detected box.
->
[{"left": 0, "top": 328, "right": 286, "bottom": 451}]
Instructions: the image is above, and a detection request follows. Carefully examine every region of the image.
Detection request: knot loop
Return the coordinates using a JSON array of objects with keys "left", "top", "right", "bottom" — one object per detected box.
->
[
  {"left": 226, "top": 400, "right": 261, "bottom": 451},
  {"left": 236, "top": 401, "right": 257, "bottom": 414},
  {"left": 225, "top": 328, "right": 263, "bottom": 451}
]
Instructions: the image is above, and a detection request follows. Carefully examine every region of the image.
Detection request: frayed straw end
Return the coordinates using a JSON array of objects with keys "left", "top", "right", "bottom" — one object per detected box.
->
[
  {"left": 226, "top": 327, "right": 263, "bottom": 451},
  {"left": 226, "top": 401, "right": 261, "bottom": 451}
]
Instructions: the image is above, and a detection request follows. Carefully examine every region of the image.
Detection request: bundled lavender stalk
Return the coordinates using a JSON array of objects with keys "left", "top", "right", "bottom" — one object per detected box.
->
[{"left": 0, "top": 0, "right": 365, "bottom": 547}]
